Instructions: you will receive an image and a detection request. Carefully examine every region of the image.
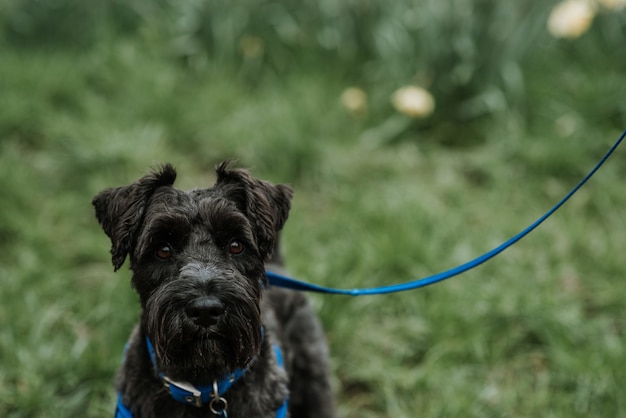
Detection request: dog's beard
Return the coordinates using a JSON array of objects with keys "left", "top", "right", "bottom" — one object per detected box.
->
[{"left": 143, "top": 279, "right": 263, "bottom": 384}]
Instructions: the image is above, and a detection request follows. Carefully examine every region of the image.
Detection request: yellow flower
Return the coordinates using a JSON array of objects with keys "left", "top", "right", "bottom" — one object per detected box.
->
[
  {"left": 340, "top": 87, "right": 368, "bottom": 116},
  {"left": 391, "top": 86, "right": 435, "bottom": 119},
  {"left": 547, "top": 0, "right": 596, "bottom": 39},
  {"left": 595, "top": 0, "right": 626, "bottom": 10}
]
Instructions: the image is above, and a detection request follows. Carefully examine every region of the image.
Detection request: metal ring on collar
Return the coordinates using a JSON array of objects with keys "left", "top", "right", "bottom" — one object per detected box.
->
[{"left": 210, "top": 380, "right": 228, "bottom": 414}]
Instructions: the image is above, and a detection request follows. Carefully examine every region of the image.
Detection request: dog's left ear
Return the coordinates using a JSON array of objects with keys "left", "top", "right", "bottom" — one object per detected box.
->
[
  {"left": 92, "top": 164, "right": 177, "bottom": 271},
  {"left": 215, "top": 161, "right": 293, "bottom": 260}
]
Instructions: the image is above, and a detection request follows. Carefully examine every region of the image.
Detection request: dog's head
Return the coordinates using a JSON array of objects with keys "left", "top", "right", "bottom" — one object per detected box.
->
[{"left": 93, "top": 162, "right": 292, "bottom": 382}]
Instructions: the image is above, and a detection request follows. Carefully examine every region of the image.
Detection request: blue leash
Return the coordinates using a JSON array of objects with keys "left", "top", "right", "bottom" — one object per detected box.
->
[{"left": 267, "top": 130, "right": 626, "bottom": 296}]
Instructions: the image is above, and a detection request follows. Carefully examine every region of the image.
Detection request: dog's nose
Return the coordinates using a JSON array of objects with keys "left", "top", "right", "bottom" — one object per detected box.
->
[{"left": 186, "top": 296, "right": 225, "bottom": 327}]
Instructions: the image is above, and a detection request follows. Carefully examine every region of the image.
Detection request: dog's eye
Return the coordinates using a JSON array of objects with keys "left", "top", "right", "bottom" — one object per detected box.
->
[
  {"left": 228, "top": 240, "right": 245, "bottom": 255},
  {"left": 156, "top": 244, "right": 173, "bottom": 260}
]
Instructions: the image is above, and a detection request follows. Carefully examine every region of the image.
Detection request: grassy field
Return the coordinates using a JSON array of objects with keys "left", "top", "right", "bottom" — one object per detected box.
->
[{"left": 1, "top": 1, "right": 626, "bottom": 417}]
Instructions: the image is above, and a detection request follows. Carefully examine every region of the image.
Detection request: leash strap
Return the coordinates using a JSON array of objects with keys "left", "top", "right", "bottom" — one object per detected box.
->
[{"left": 267, "top": 130, "right": 626, "bottom": 296}]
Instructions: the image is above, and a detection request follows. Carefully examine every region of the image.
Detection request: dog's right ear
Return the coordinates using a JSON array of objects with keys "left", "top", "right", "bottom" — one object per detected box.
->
[{"left": 92, "top": 164, "right": 177, "bottom": 271}]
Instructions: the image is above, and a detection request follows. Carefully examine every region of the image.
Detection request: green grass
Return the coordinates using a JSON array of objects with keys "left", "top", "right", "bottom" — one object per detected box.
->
[{"left": 1, "top": 3, "right": 626, "bottom": 417}]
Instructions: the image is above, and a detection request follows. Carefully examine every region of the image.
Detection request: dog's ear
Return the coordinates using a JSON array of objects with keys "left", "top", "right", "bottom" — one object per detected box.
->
[
  {"left": 214, "top": 161, "right": 293, "bottom": 260},
  {"left": 92, "top": 164, "right": 177, "bottom": 271}
]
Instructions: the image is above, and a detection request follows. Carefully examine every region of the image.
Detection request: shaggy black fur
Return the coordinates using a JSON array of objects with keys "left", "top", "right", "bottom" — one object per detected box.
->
[{"left": 93, "top": 162, "right": 335, "bottom": 418}]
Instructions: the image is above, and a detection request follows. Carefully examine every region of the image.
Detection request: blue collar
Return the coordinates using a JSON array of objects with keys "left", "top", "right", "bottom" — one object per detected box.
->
[
  {"left": 116, "top": 333, "right": 288, "bottom": 418},
  {"left": 145, "top": 336, "right": 247, "bottom": 409}
]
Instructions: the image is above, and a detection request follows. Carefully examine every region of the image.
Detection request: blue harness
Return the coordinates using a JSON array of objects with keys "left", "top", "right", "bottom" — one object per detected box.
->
[{"left": 115, "top": 337, "right": 288, "bottom": 418}]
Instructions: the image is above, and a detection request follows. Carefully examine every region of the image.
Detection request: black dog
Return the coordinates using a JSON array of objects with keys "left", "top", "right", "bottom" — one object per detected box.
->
[{"left": 93, "top": 162, "right": 335, "bottom": 417}]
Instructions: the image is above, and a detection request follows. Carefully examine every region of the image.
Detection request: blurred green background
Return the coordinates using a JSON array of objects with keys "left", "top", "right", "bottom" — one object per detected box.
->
[{"left": 1, "top": 0, "right": 625, "bottom": 416}]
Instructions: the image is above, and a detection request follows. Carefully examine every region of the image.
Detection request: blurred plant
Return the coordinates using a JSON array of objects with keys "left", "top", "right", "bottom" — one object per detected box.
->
[
  {"left": 0, "top": 0, "right": 142, "bottom": 47},
  {"left": 595, "top": 0, "right": 626, "bottom": 10},
  {"left": 0, "top": 1, "right": 580, "bottom": 114},
  {"left": 391, "top": 86, "right": 435, "bottom": 119},
  {"left": 239, "top": 35, "right": 265, "bottom": 60},
  {"left": 547, "top": 0, "right": 597, "bottom": 39},
  {"left": 340, "top": 87, "right": 368, "bottom": 117},
  {"left": 2, "top": 0, "right": 624, "bottom": 147},
  {"left": 547, "top": 0, "right": 626, "bottom": 40}
]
